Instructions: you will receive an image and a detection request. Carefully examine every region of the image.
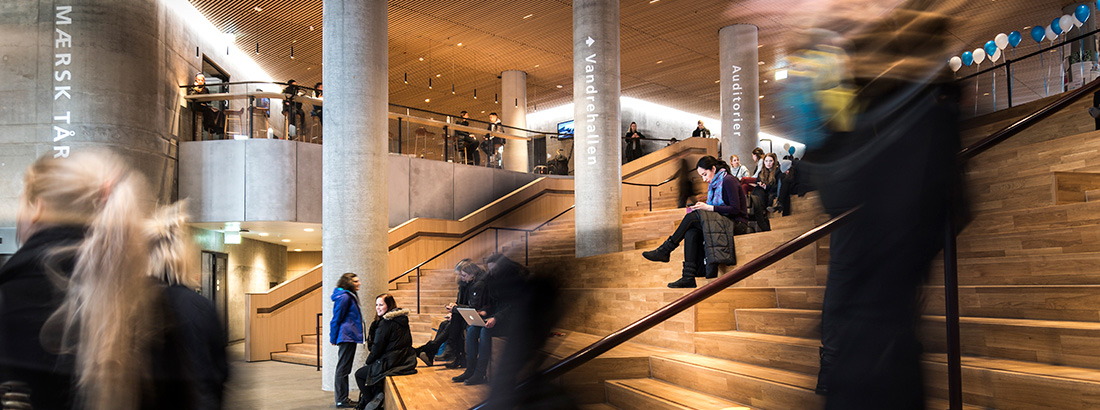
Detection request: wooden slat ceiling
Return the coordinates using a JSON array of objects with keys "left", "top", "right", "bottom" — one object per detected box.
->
[{"left": 189, "top": 0, "right": 1070, "bottom": 135}]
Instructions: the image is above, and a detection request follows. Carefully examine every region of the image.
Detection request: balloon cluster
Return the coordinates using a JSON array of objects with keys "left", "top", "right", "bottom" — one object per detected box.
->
[{"left": 948, "top": 3, "right": 1093, "bottom": 73}]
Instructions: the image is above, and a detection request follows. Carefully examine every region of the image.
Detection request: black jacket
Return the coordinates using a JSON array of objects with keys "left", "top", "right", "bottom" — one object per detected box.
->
[
  {"left": 0, "top": 225, "right": 82, "bottom": 410},
  {"left": 361, "top": 308, "right": 417, "bottom": 386}
]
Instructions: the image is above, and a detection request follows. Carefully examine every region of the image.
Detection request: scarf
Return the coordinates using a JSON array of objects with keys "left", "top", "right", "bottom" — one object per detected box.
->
[{"left": 706, "top": 169, "right": 728, "bottom": 208}]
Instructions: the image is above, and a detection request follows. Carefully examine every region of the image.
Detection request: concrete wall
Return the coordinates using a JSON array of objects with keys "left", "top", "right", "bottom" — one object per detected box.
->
[
  {"left": 181, "top": 139, "right": 537, "bottom": 227},
  {"left": 0, "top": 0, "right": 273, "bottom": 227},
  {"left": 191, "top": 227, "right": 287, "bottom": 342}
]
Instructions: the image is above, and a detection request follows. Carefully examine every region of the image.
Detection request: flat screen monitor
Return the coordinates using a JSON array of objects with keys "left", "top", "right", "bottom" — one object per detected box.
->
[{"left": 556, "top": 120, "right": 574, "bottom": 139}]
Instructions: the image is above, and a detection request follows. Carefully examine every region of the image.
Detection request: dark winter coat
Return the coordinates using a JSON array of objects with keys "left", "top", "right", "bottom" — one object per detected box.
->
[
  {"left": 0, "top": 225, "right": 82, "bottom": 410},
  {"left": 330, "top": 288, "right": 364, "bottom": 344},
  {"left": 361, "top": 308, "right": 417, "bottom": 386}
]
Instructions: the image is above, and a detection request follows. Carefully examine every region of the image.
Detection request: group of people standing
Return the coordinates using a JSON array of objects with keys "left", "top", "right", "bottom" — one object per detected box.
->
[{"left": 454, "top": 111, "right": 506, "bottom": 168}]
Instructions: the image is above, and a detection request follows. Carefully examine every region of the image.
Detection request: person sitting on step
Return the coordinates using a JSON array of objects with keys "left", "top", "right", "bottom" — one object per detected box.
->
[
  {"left": 353, "top": 294, "right": 417, "bottom": 410},
  {"left": 643, "top": 155, "right": 750, "bottom": 288},
  {"left": 414, "top": 259, "right": 482, "bottom": 368}
]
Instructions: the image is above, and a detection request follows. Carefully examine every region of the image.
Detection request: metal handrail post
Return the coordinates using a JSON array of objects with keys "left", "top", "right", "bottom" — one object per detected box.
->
[
  {"left": 315, "top": 313, "right": 322, "bottom": 371},
  {"left": 416, "top": 267, "right": 422, "bottom": 314},
  {"left": 494, "top": 229, "right": 499, "bottom": 253},
  {"left": 943, "top": 214, "right": 962, "bottom": 410},
  {"left": 1006, "top": 60, "right": 1013, "bottom": 108},
  {"left": 649, "top": 186, "right": 653, "bottom": 212},
  {"left": 397, "top": 118, "right": 403, "bottom": 154},
  {"left": 525, "top": 231, "right": 529, "bottom": 266}
]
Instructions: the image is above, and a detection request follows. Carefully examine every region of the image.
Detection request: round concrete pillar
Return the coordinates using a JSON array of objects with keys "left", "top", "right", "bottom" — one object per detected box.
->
[
  {"left": 719, "top": 25, "right": 760, "bottom": 165},
  {"left": 573, "top": 0, "right": 623, "bottom": 258},
  {"left": 501, "top": 70, "right": 528, "bottom": 172},
  {"left": 321, "top": 0, "right": 388, "bottom": 393}
]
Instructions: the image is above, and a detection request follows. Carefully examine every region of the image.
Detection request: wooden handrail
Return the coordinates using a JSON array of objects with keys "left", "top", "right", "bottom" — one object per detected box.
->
[{"left": 471, "top": 79, "right": 1096, "bottom": 409}]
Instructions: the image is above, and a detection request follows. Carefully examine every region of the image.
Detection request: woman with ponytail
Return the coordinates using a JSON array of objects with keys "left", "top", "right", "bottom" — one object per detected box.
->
[
  {"left": 0, "top": 151, "right": 159, "bottom": 410},
  {"left": 642, "top": 155, "right": 750, "bottom": 288}
]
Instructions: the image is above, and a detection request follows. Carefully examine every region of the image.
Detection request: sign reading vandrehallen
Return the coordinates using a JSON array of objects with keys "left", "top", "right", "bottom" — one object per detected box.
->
[
  {"left": 572, "top": 0, "right": 623, "bottom": 257},
  {"left": 719, "top": 25, "right": 760, "bottom": 164},
  {"left": 52, "top": 4, "right": 75, "bottom": 158}
]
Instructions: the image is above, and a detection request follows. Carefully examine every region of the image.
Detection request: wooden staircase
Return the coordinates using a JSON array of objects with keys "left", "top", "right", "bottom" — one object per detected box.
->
[
  {"left": 384, "top": 92, "right": 1100, "bottom": 409},
  {"left": 271, "top": 334, "right": 320, "bottom": 367}
]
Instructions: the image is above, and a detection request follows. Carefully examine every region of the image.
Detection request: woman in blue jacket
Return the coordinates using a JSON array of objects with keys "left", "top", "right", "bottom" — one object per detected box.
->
[{"left": 330, "top": 272, "right": 364, "bottom": 408}]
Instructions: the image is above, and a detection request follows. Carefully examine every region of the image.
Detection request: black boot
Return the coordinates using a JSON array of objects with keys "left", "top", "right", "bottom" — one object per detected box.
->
[
  {"left": 643, "top": 239, "right": 676, "bottom": 262},
  {"left": 667, "top": 262, "right": 697, "bottom": 288},
  {"left": 704, "top": 263, "right": 719, "bottom": 279}
]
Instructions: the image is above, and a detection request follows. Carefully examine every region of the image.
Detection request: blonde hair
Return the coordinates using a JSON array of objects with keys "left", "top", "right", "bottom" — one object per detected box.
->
[
  {"left": 146, "top": 201, "right": 199, "bottom": 288},
  {"left": 28, "top": 151, "right": 157, "bottom": 410}
]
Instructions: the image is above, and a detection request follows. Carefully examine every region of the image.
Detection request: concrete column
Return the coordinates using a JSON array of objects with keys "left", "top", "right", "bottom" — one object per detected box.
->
[
  {"left": 501, "top": 70, "right": 528, "bottom": 172},
  {"left": 719, "top": 25, "right": 760, "bottom": 165},
  {"left": 321, "top": 0, "right": 388, "bottom": 392},
  {"left": 573, "top": 0, "right": 623, "bottom": 258}
]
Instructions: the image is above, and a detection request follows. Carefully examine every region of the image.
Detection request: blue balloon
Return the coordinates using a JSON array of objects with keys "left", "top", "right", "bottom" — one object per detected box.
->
[
  {"left": 961, "top": 51, "right": 974, "bottom": 66},
  {"left": 1078, "top": 4, "right": 1091, "bottom": 24},
  {"left": 1031, "top": 26, "right": 1047, "bottom": 43},
  {"left": 984, "top": 41, "right": 998, "bottom": 58},
  {"left": 788, "top": 146, "right": 796, "bottom": 155},
  {"left": 1008, "top": 31, "right": 1022, "bottom": 47},
  {"left": 1052, "top": 17, "right": 1063, "bottom": 35}
]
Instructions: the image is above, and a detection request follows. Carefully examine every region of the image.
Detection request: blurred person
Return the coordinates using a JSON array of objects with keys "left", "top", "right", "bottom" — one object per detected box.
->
[
  {"left": 353, "top": 294, "right": 416, "bottom": 410},
  {"left": 547, "top": 149, "right": 570, "bottom": 175},
  {"left": 644, "top": 156, "right": 750, "bottom": 288},
  {"left": 623, "top": 122, "right": 646, "bottom": 163},
  {"left": 145, "top": 202, "right": 228, "bottom": 410},
  {"left": 791, "top": 3, "right": 966, "bottom": 409},
  {"left": 452, "top": 253, "right": 525, "bottom": 386},
  {"left": 749, "top": 153, "right": 784, "bottom": 232},
  {"left": 414, "top": 259, "right": 481, "bottom": 368},
  {"left": 690, "top": 120, "right": 711, "bottom": 138},
  {"left": 675, "top": 158, "right": 698, "bottom": 208},
  {"left": 0, "top": 151, "right": 157, "bottom": 410},
  {"left": 331, "top": 272, "right": 364, "bottom": 408}
]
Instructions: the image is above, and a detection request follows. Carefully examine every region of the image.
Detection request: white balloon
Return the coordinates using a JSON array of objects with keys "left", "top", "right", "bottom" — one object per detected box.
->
[
  {"left": 991, "top": 48, "right": 1002, "bottom": 63},
  {"left": 1061, "top": 15, "right": 1074, "bottom": 32},
  {"left": 995, "top": 33, "right": 1009, "bottom": 50},
  {"left": 973, "top": 48, "right": 986, "bottom": 65},
  {"left": 1047, "top": 25, "right": 1058, "bottom": 41},
  {"left": 1073, "top": 14, "right": 1084, "bottom": 28},
  {"left": 949, "top": 56, "right": 962, "bottom": 72}
]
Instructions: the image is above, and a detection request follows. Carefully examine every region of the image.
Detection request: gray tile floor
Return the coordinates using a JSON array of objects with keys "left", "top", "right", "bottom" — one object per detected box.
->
[{"left": 223, "top": 343, "right": 340, "bottom": 410}]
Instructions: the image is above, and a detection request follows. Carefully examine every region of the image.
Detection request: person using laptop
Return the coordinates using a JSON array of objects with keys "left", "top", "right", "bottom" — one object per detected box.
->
[
  {"left": 451, "top": 253, "right": 524, "bottom": 386},
  {"left": 414, "top": 259, "right": 482, "bottom": 368}
]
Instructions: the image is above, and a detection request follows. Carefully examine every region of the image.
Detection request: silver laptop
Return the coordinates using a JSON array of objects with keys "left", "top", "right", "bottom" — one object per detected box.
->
[{"left": 455, "top": 307, "right": 487, "bottom": 327}]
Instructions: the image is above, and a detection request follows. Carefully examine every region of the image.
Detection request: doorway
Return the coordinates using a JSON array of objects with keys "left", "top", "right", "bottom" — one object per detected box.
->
[{"left": 201, "top": 251, "right": 229, "bottom": 343}]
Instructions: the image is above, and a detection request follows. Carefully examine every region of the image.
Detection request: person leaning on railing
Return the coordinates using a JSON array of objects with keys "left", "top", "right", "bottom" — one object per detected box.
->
[{"left": 644, "top": 155, "right": 751, "bottom": 288}]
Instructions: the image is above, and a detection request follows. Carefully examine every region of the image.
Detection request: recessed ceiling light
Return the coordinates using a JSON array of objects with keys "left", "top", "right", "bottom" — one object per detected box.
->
[
  {"left": 534, "top": 64, "right": 540, "bottom": 68},
  {"left": 714, "top": 80, "right": 720, "bottom": 83},
  {"left": 419, "top": 57, "right": 424, "bottom": 61},
  {"left": 253, "top": 6, "right": 262, "bottom": 12},
  {"left": 758, "top": 44, "right": 763, "bottom": 48},
  {"left": 309, "top": 26, "right": 314, "bottom": 31},
  {"left": 258, "top": 232, "right": 269, "bottom": 237},
  {"left": 456, "top": 43, "right": 463, "bottom": 46},
  {"left": 983, "top": 92, "right": 990, "bottom": 96},
  {"left": 425, "top": 98, "right": 430, "bottom": 102},
  {"left": 656, "top": 60, "right": 663, "bottom": 64},
  {"left": 480, "top": 110, "right": 485, "bottom": 113},
  {"left": 436, "top": 74, "right": 442, "bottom": 77},
  {"left": 763, "top": 79, "right": 768, "bottom": 83},
  {"left": 649, "top": 0, "right": 659, "bottom": 3},
  {"left": 281, "top": 239, "right": 291, "bottom": 243},
  {"left": 758, "top": 61, "right": 765, "bottom": 65},
  {"left": 523, "top": 14, "right": 534, "bottom": 19},
  {"left": 759, "top": 95, "right": 764, "bottom": 99},
  {"left": 304, "top": 228, "right": 314, "bottom": 232},
  {"left": 294, "top": 249, "right": 302, "bottom": 252}
]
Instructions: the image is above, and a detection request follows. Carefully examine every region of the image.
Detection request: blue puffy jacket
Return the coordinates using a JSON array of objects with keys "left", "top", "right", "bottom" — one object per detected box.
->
[{"left": 329, "top": 288, "right": 364, "bottom": 344}]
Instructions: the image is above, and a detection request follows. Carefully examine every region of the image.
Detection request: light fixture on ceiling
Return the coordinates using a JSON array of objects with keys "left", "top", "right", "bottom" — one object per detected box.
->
[
  {"left": 255, "top": 42, "right": 260, "bottom": 54},
  {"left": 656, "top": 60, "right": 663, "bottom": 64},
  {"left": 309, "top": 26, "right": 314, "bottom": 31},
  {"left": 452, "top": 84, "right": 455, "bottom": 94},
  {"left": 419, "top": 57, "right": 424, "bottom": 61},
  {"left": 253, "top": 6, "right": 262, "bottom": 12},
  {"left": 294, "top": 249, "right": 302, "bottom": 252},
  {"left": 456, "top": 42, "right": 463, "bottom": 46},
  {"left": 495, "top": 93, "right": 498, "bottom": 104},
  {"left": 474, "top": 88, "right": 478, "bottom": 99},
  {"left": 258, "top": 232, "right": 269, "bottom": 237},
  {"left": 425, "top": 98, "right": 430, "bottom": 102},
  {"left": 515, "top": 98, "right": 519, "bottom": 108},
  {"left": 429, "top": 77, "right": 432, "bottom": 89},
  {"left": 304, "top": 228, "right": 314, "bottom": 232},
  {"left": 281, "top": 239, "right": 291, "bottom": 243},
  {"left": 759, "top": 95, "right": 764, "bottom": 99},
  {"left": 649, "top": 0, "right": 659, "bottom": 3},
  {"left": 758, "top": 61, "right": 765, "bottom": 65},
  {"left": 523, "top": 14, "right": 534, "bottom": 19},
  {"left": 404, "top": 72, "right": 408, "bottom": 84},
  {"left": 436, "top": 74, "right": 442, "bottom": 77},
  {"left": 556, "top": 85, "right": 563, "bottom": 88},
  {"left": 290, "top": 46, "right": 295, "bottom": 59},
  {"left": 775, "top": 69, "right": 788, "bottom": 81}
]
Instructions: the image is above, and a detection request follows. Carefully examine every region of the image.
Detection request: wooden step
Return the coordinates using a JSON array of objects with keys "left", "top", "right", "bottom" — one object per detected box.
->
[
  {"left": 922, "top": 285, "right": 1100, "bottom": 322},
  {"left": 927, "top": 252, "right": 1100, "bottom": 285},
  {"left": 693, "top": 331, "right": 818, "bottom": 375},
  {"left": 924, "top": 353, "right": 1100, "bottom": 409},
  {"left": 921, "top": 315, "right": 1100, "bottom": 370},
  {"left": 734, "top": 308, "right": 820, "bottom": 339},
  {"left": 605, "top": 378, "right": 755, "bottom": 410},
  {"left": 270, "top": 351, "right": 318, "bottom": 366},
  {"left": 649, "top": 352, "right": 822, "bottom": 409},
  {"left": 286, "top": 341, "right": 319, "bottom": 355}
]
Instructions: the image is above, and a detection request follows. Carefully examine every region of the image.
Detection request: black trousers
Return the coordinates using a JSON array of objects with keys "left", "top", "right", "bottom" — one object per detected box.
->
[
  {"left": 751, "top": 187, "right": 773, "bottom": 232},
  {"left": 335, "top": 342, "right": 356, "bottom": 403},
  {"left": 418, "top": 318, "right": 466, "bottom": 358},
  {"left": 667, "top": 212, "right": 705, "bottom": 275}
]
